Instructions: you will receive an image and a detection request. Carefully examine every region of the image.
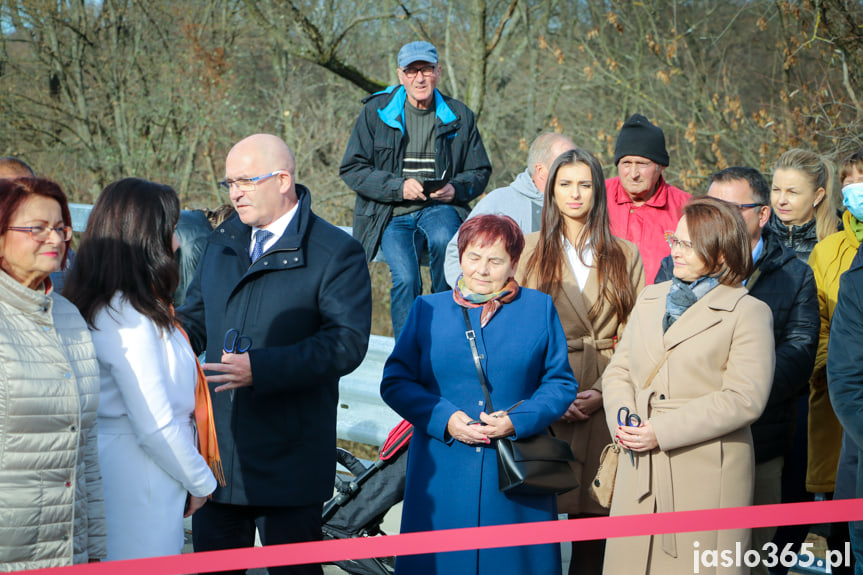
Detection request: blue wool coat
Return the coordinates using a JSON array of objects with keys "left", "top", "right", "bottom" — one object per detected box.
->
[{"left": 380, "top": 289, "right": 578, "bottom": 575}]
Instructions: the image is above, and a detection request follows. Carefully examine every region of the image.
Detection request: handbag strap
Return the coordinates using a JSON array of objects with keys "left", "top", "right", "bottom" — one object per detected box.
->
[
  {"left": 462, "top": 307, "right": 495, "bottom": 413},
  {"left": 642, "top": 348, "right": 673, "bottom": 389}
]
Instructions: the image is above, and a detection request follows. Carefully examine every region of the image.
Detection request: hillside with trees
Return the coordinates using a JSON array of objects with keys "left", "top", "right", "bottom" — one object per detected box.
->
[{"left": 2, "top": 0, "right": 861, "bottom": 333}]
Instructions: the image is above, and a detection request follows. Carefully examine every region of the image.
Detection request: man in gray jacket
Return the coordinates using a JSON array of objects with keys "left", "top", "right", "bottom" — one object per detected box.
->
[{"left": 443, "top": 132, "right": 575, "bottom": 287}]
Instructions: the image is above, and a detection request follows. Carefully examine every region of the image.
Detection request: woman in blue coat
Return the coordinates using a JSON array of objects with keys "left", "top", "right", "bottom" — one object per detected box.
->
[{"left": 381, "top": 214, "right": 579, "bottom": 575}]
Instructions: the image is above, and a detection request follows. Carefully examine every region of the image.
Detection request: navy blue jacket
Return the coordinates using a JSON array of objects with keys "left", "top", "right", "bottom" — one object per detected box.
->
[
  {"left": 827, "top": 253, "right": 863, "bottom": 504},
  {"left": 339, "top": 86, "right": 492, "bottom": 262},
  {"left": 655, "top": 229, "right": 819, "bottom": 462},
  {"left": 173, "top": 209, "right": 212, "bottom": 306},
  {"left": 178, "top": 185, "right": 372, "bottom": 506}
]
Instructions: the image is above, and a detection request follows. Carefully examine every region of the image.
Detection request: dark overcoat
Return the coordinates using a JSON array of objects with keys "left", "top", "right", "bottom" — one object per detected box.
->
[
  {"left": 179, "top": 185, "right": 372, "bottom": 506},
  {"left": 828, "top": 262, "right": 863, "bottom": 523},
  {"left": 380, "top": 289, "right": 578, "bottom": 575}
]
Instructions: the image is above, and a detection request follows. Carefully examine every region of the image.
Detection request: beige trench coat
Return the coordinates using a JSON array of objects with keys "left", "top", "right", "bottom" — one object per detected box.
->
[
  {"left": 517, "top": 233, "right": 644, "bottom": 515},
  {"left": 601, "top": 282, "right": 774, "bottom": 575}
]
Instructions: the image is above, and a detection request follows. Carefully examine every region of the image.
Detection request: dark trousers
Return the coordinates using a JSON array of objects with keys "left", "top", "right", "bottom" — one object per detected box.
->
[{"left": 192, "top": 501, "right": 323, "bottom": 575}]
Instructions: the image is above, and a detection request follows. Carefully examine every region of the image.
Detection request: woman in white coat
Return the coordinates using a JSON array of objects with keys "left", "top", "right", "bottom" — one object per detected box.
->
[{"left": 64, "top": 178, "right": 217, "bottom": 560}]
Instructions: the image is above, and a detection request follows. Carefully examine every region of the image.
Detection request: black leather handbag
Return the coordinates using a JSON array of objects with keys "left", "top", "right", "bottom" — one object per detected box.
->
[{"left": 461, "top": 308, "right": 579, "bottom": 496}]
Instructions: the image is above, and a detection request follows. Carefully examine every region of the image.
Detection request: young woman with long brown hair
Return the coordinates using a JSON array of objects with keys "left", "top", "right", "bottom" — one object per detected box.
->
[{"left": 517, "top": 148, "right": 644, "bottom": 575}]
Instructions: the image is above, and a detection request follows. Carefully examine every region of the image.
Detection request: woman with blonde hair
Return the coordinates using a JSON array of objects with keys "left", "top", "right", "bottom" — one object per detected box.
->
[
  {"left": 517, "top": 148, "right": 644, "bottom": 575},
  {"left": 769, "top": 148, "right": 839, "bottom": 261}
]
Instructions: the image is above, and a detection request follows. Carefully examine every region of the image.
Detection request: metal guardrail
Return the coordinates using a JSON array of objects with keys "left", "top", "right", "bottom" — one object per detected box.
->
[
  {"left": 69, "top": 203, "right": 401, "bottom": 447},
  {"left": 69, "top": 203, "right": 94, "bottom": 232}
]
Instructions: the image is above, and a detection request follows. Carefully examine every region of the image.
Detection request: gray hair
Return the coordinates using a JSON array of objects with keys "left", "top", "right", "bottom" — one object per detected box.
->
[{"left": 527, "top": 133, "right": 573, "bottom": 177}]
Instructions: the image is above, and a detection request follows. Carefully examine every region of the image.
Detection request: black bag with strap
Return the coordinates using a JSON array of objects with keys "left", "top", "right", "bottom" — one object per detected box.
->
[{"left": 461, "top": 308, "right": 579, "bottom": 496}]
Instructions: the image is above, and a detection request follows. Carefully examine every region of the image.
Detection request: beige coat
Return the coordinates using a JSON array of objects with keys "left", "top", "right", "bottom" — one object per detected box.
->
[
  {"left": 517, "top": 233, "right": 644, "bottom": 515},
  {"left": 0, "top": 270, "right": 106, "bottom": 570},
  {"left": 602, "top": 282, "right": 774, "bottom": 575}
]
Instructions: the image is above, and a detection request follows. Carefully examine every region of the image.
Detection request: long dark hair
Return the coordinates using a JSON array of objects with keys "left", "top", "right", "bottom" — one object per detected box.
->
[
  {"left": 522, "top": 149, "right": 635, "bottom": 324},
  {"left": 64, "top": 178, "right": 180, "bottom": 331}
]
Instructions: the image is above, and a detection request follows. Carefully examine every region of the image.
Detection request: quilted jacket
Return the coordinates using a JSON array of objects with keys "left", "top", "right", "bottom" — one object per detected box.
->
[{"left": 0, "top": 269, "right": 106, "bottom": 570}]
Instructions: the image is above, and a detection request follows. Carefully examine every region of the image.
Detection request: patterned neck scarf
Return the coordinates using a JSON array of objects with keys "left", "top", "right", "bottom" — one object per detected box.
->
[
  {"left": 662, "top": 275, "right": 720, "bottom": 333},
  {"left": 453, "top": 274, "right": 520, "bottom": 327}
]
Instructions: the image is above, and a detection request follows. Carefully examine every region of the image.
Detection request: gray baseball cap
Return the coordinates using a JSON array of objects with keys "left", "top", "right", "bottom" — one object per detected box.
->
[{"left": 398, "top": 41, "right": 438, "bottom": 68}]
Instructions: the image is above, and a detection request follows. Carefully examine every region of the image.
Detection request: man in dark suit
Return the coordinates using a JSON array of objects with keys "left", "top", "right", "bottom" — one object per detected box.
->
[{"left": 180, "top": 133, "right": 372, "bottom": 575}]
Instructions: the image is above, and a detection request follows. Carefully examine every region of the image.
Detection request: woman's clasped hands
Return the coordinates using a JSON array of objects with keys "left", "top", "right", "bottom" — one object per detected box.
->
[{"left": 447, "top": 410, "right": 516, "bottom": 445}]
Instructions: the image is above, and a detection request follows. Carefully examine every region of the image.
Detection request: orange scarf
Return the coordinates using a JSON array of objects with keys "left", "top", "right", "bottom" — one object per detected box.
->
[{"left": 174, "top": 320, "right": 225, "bottom": 487}]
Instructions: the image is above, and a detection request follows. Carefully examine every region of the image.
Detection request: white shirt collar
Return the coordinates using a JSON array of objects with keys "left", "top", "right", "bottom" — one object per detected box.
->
[
  {"left": 563, "top": 235, "right": 594, "bottom": 290},
  {"left": 250, "top": 203, "right": 299, "bottom": 257}
]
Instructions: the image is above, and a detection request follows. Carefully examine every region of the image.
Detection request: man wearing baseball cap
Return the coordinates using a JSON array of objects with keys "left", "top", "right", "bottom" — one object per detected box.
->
[
  {"left": 340, "top": 40, "right": 491, "bottom": 339},
  {"left": 606, "top": 113, "right": 690, "bottom": 284}
]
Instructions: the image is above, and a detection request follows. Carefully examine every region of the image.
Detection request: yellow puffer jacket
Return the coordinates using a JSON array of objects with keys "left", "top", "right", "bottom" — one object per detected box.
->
[
  {"left": 806, "top": 210, "right": 862, "bottom": 492},
  {"left": 0, "top": 270, "right": 106, "bottom": 569}
]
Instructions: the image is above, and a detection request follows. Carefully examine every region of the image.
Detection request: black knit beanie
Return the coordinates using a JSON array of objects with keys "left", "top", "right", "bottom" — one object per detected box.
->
[{"left": 613, "top": 114, "right": 670, "bottom": 166}]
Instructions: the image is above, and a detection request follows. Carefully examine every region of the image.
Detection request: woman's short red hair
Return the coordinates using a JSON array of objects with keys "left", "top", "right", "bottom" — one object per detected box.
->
[{"left": 457, "top": 214, "right": 525, "bottom": 265}]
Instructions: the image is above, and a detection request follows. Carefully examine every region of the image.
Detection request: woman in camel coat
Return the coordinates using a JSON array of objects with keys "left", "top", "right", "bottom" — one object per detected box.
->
[
  {"left": 517, "top": 149, "right": 644, "bottom": 575},
  {"left": 603, "top": 197, "right": 774, "bottom": 575}
]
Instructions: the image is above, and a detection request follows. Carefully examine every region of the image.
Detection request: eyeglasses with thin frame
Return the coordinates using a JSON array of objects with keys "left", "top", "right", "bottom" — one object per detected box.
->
[
  {"left": 732, "top": 202, "right": 764, "bottom": 211},
  {"left": 664, "top": 231, "right": 693, "bottom": 252},
  {"left": 218, "top": 170, "right": 285, "bottom": 193},
  {"left": 7, "top": 225, "right": 73, "bottom": 242},
  {"left": 400, "top": 65, "right": 437, "bottom": 79}
]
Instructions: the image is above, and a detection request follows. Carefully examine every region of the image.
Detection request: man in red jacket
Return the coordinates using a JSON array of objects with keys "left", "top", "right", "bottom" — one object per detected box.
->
[{"left": 605, "top": 114, "right": 690, "bottom": 284}]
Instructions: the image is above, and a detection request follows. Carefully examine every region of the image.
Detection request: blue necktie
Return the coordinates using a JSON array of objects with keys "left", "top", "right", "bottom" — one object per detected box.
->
[{"left": 251, "top": 229, "right": 273, "bottom": 262}]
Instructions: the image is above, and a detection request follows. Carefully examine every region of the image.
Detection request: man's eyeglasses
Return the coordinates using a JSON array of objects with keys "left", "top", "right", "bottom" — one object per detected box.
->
[
  {"left": 664, "top": 231, "right": 693, "bottom": 252},
  {"left": 218, "top": 171, "right": 285, "bottom": 193},
  {"left": 401, "top": 65, "right": 437, "bottom": 79},
  {"left": 7, "top": 225, "right": 73, "bottom": 242},
  {"left": 732, "top": 202, "right": 764, "bottom": 211}
]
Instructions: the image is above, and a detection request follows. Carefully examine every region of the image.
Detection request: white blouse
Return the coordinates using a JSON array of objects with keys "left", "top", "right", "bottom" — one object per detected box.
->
[{"left": 563, "top": 236, "right": 594, "bottom": 291}]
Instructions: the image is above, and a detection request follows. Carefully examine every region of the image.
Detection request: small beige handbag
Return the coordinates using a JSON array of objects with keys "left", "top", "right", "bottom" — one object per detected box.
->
[
  {"left": 588, "top": 349, "right": 672, "bottom": 508},
  {"left": 588, "top": 442, "right": 620, "bottom": 508}
]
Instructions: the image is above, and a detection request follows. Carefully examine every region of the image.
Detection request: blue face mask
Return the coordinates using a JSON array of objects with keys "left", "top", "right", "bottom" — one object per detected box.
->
[{"left": 842, "top": 182, "right": 863, "bottom": 220}]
